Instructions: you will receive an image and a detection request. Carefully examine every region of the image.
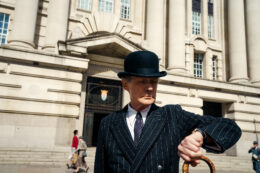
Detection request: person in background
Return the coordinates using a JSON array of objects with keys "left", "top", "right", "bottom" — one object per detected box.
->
[
  {"left": 249, "top": 141, "right": 260, "bottom": 173},
  {"left": 67, "top": 129, "right": 79, "bottom": 169},
  {"left": 74, "top": 136, "right": 89, "bottom": 173}
]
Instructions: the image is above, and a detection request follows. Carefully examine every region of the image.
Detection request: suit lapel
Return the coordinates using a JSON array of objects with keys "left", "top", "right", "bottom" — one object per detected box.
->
[
  {"left": 110, "top": 105, "right": 136, "bottom": 163},
  {"left": 131, "top": 104, "right": 166, "bottom": 172}
]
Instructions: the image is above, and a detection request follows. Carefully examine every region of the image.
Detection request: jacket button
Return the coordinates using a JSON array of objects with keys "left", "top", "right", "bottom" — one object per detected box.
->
[{"left": 158, "top": 165, "right": 163, "bottom": 171}]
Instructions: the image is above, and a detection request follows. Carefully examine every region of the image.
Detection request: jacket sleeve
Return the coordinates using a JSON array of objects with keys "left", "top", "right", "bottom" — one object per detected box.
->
[
  {"left": 94, "top": 119, "right": 107, "bottom": 173},
  {"left": 171, "top": 105, "right": 242, "bottom": 153}
]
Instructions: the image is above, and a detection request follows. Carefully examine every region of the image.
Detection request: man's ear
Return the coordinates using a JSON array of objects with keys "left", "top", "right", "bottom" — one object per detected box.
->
[{"left": 121, "top": 79, "right": 129, "bottom": 91}]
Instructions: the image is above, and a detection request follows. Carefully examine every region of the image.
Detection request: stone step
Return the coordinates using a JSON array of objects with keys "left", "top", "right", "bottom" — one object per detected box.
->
[{"left": 0, "top": 148, "right": 254, "bottom": 173}]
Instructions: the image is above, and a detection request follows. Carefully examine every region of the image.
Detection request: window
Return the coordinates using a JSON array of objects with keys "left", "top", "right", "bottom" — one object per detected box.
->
[
  {"left": 208, "top": 0, "right": 214, "bottom": 38},
  {"left": 99, "top": 0, "right": 113, "bottom": 13},
  {"left": 120, "top": 0, "right": 130, "bottom": 20},
  {"left": 212, "top": 56, "right": 217, "bottom": 80},
  {"left": 0, "top": 13, "right": 9, "bottom": 45},
  {"left": 192, "top": 0, "right": 201, "bottom": 35},
  {"left": 78, "top": 0, "right": 92, "bottom": 11},
  {"left": 194, "top": 53, "right": 203, "bottom": 78}
]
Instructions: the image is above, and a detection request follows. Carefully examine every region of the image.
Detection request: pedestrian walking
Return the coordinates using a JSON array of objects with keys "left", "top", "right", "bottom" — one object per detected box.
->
[
  {"left": 249, "top": 141, "right": 260, "bottom": 173},
  {"left": 74, "top": 136, "right": 89, "bottom": 173},
  {"left": 67, "top": 129, "right": 79, "bottom": 169}
]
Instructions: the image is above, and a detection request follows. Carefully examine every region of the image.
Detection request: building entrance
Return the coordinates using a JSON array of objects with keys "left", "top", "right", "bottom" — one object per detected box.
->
[
  {"left": 202, "top": 101, "right": 222, "bottom": 117},
  {"left": 92, "top": 113, "right": 107, "bottom": 146},
  {"left": 83, "top": 77, "right": 122, "bottom": 146}
]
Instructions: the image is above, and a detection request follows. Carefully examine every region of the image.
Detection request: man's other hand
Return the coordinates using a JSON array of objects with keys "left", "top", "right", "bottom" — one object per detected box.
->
[{"left": 178, "top": 131, "right": 203, "bottom": 167}]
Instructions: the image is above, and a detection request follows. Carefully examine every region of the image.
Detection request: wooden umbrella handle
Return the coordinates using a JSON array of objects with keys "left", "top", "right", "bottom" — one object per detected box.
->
[{"left": 182, "top": 155, "right": 216, "bottom": 173}]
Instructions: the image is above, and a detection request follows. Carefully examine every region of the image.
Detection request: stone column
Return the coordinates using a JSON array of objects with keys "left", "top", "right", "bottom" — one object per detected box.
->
[
  {"left": 8, "top": 0, "right": 39, "bottom": 49},
  {"left": 227, "top": 0, "right": 248, "bottom": 83},
  {"left": 43, "top": 0, "right": 70, "bottom": 52},
  {"left": 245, "top": 0, "right": 260, "bottom": 85},
  {"left": 217, "top": 54, "right": 223, "bottom": 81},
  {"left": 205, "top": 49, "right": 212, "bottom": 80},
  {"left": 146, "top": 0, "right": 164, "bottom": 59},
  {"left": 168, "top": 0, "right": 186, "bottom": 74},
  {"left": 202, "top": 0, "right": 208, "bottom": 39},
  {"left": 185, "top": 44, "right": 194, "bottom": 76}
]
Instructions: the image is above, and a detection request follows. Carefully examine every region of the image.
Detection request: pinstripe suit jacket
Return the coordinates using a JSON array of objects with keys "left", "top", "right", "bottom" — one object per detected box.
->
[{"left": 94, "top": 104, "right": 241, "bottom": 173}]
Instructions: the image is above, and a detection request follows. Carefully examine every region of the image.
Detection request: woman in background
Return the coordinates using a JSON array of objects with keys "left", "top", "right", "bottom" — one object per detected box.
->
[
  {"left": 75, "top": 136, "right": 89, "bottom": 173},
  {"left": 67, "top": 129, "right": 79, "bottom": 169}
]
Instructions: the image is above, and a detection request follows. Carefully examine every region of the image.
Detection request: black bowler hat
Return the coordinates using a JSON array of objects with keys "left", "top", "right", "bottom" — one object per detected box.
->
[
  {"left": 254, "top": 141, "right": 258, "bottom": 145},
  {"left": 118, "top": 51, "right": 167, "bottom": 78}
]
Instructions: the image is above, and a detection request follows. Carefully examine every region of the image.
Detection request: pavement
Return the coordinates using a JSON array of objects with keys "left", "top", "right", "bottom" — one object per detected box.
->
[{"left": 0, "top": 164, "right": 255, "bottom": 173}]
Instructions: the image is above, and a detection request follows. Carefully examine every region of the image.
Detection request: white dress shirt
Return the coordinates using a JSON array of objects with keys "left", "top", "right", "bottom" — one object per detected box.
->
[{"left": 126, "top": 104, "right": 151, "bottom": 140}]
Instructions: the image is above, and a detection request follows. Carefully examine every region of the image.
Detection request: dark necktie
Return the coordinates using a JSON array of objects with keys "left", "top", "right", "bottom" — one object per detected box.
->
[{"left": 134, "top": 112, "right": 143, "bottom": 146}]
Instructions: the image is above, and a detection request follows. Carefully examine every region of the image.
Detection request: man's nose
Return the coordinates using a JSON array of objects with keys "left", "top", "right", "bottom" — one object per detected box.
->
[{"left": 147, "top": 83, "right": 154, "bottom": 91}]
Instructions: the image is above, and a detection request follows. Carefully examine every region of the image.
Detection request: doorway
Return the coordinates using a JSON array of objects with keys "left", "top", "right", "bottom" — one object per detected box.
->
[
  {"left": 83, "top": 77, "right": 122, "bottom": 146},
  {"left": 92, "top": 113, "right": 107, "bottom": 146},
  {"left": 202, "top": 101, "right": 222, "bottom": 117}
]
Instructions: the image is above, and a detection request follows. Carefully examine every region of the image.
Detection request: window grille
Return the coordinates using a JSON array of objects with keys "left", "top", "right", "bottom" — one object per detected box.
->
[
  {"left": 78, "top": 0, "right": 92, "bottom": 11},
  {"left": 0, "top": 13, "right": 9, "bottom": 45},
  {"left": 120, "top": 0, "right": 130, "bottom": 19},
  {"left": 208, "top": 0, "right": 214, "bottom": 38},
  {"left": 212, "top": 56, "right": 217, "bottom": 80},
  {"left": 194, "top": 53, "right": 203, "bottom": 78},
  {"left": 99, "top": 0, "right": 113, "bottom": 13},
  {"left": 208, "top": 15, "right": 214, "bottom": 38},
  {"left": 192, "top": 11, "right": 201, "bottom": 35}
]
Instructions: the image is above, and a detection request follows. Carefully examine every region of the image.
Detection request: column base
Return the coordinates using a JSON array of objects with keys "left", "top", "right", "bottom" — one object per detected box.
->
[
  {"left": 251, "top": 81, "right": 260, "bottom": 86},
  {"left": 167, "top": 67, "right": 188, "bottom": 76},
  {"left": 229, "top": 77, "right": 249, "bottom": 84},
  {"left": 8, "top": 40, "right": 35, "bottom": 49}
]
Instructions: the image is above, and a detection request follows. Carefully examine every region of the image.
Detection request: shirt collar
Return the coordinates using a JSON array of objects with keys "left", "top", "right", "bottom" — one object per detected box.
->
[
  {"left": 127, "top": 104, "right": 151, "bottom": 116},
  {"left": 127, "top": 104, "right": 151, "bottom": 125}
]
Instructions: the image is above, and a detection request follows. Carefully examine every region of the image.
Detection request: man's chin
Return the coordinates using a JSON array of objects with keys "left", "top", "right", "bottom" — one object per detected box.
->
[{"left": 140, "top": 99, "right": 155, "bottom": 105}]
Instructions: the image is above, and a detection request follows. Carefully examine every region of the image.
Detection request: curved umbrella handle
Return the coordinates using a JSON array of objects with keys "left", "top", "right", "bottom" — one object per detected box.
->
[{"left": 182, "top": 155, "right": 216, "bottom": 173}]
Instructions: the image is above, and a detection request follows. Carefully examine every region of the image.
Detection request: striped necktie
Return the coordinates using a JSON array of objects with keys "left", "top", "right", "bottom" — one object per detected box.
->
[{"left": 134, "top": 112, "right": 143, "bottom": 146}]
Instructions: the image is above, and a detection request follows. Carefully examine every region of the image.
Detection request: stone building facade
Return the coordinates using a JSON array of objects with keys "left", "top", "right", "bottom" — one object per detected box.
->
[{"left": 0, "top": 0, "right": 260, "bottom": 157}]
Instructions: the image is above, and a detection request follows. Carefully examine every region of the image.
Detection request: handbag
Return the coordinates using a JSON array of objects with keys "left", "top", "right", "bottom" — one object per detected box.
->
[
  {"left": 182, "top": 155, "right": 216, "bottom": 173},
  {"left": 73, "top": 153, "right": 78, "bottom": 164},
  {"left": 82, "top": 151, "right": 87, "bottom": 157}
]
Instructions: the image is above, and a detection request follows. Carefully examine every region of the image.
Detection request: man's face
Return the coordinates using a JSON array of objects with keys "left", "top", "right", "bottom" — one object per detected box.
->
[
  {"left": 254, "top": 144, "right": 258, "bottom": 148},
  {"left": 122, "top": 76, "right": 159, "bottom": 110}
]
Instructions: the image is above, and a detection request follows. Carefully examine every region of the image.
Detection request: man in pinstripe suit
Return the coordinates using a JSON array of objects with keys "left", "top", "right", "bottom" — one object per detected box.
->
[{"left": 94, "top": 51, "right": 241, "bottom": 173}]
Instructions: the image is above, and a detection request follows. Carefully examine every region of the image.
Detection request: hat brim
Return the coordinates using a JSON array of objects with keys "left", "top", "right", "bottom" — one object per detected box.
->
[{"left": 118, "top": 71, "right": 167, "bottom": 78}]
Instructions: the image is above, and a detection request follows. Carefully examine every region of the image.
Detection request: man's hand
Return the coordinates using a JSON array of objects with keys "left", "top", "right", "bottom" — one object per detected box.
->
[{"left": 178, "top": 131, "right": 204, "bottom": 167}]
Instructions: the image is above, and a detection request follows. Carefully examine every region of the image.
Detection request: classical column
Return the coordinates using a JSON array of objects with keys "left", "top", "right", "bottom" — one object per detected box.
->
[
  {"left": 185, "top": 44, "right": 194, "bottom": 76},
  {"left": 205, "top": 49, "right": 212, "bottom": 80},
  {"left": 168, "top": 0, "right": 186, "bottom": 74},
  {"left": 227, "top": 0, "right": 248, "bottom": 83},
  {"left": 8, "top": 0, "right": 39, "bottom": 49},
  {"left": 146, "top": 0, "right": 164, "bottom": 59},
  {"left": 246, "top": 0, "right": 260, "bottom": 85},
  {"left": 202, "top": 0, "right": 208, "bottom": 39},
  {"left": 43, "top": 0, "right": 70, "bottom": 52},
  {"left": 217, "top": 54, "right": 223, "bottom": 81}
]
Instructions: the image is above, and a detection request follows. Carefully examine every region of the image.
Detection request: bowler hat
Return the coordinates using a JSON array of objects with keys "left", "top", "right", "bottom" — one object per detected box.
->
[
  {"left": 254, "top": 141, "right": 258, "bottom": 144},
  {"left": 118, "top": 51, "right": 167, "bottom": 78}
]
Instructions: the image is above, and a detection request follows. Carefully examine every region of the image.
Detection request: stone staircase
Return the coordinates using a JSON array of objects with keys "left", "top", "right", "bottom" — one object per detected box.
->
[{"left": 0, "top": 147, "right": 254, "bottom": 173}]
